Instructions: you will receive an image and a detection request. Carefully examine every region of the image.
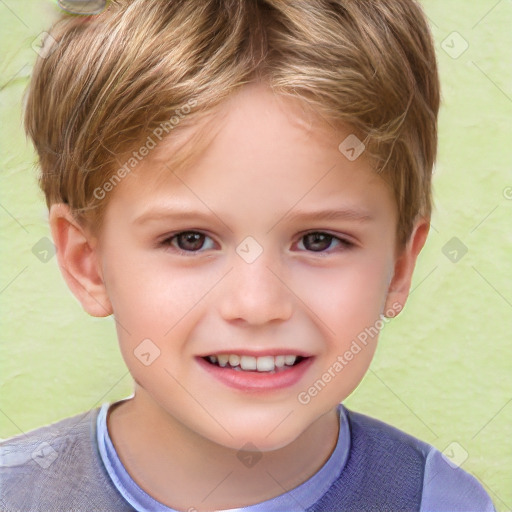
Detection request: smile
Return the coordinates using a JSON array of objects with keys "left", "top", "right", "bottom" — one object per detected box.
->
[
  {"left": 204, "top": 354, "right": 304, "bottom": 373},
  {"left": 197, "top": 354, "right": 314, "bottom": 392}
]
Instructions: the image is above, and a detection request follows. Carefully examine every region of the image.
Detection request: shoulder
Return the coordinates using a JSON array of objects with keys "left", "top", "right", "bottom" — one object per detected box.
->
[
  {"left": 343, "top": 406, "right": 432, "bottom": 462},
  {"left": 0, "top": 408, "right": 134, "bottom": 512},
  {"left": 342, "top": 407, "right": 496, "bottom": 512},
  {"left": 420, "top": 447, "right": 496, "bottom": 511}
]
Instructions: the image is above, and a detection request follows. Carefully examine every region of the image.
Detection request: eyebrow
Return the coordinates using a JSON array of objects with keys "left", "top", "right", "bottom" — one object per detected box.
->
[
  {"left": 133, "top": 206, "right": 375, "bottom": 226},
  {"left": 282, "top": 207, "right": 374, "bottom": 223},
  {"left": 133, "top": 206, "right": 226, "bottom": 227}
]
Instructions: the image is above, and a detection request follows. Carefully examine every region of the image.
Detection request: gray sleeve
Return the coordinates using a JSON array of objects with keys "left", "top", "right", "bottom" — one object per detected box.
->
[
  {"left": 0, "top": 409, "right": 135, "bottom": 512},
  {"left": 420, "top": 447, "right": 496, "bottom": 512}
]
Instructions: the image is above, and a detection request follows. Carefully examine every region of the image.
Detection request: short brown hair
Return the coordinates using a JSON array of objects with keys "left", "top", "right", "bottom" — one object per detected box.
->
[{"left": 24, "top": 0, "right": 440, "bottom": 249}]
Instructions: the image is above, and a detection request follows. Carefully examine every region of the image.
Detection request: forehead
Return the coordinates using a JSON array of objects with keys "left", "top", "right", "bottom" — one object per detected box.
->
[
  {"left": 138, "top": 82, "right": 341, "bottom": 176},
  {"left": 104, "top": 82, "right": 395, "bottom": 226}
]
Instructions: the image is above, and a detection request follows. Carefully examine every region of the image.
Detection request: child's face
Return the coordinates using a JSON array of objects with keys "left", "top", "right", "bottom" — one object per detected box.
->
[{"left": 86, "top": 82, "right": 416, "bottom": 451}]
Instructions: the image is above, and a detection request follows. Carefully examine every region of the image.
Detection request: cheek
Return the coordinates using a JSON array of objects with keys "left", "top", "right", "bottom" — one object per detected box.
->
[
  {"left": 292, "top": 258, "right": 390, "bottom": 399},
  {"left": 104, "top": 252, "right": 206, "bottom": 329},
  {"left": 106, "top": 257, "right": 222, "bottom": 370},
  {"left": 294, "top": 256, "right": 391, "bottom": 335}
]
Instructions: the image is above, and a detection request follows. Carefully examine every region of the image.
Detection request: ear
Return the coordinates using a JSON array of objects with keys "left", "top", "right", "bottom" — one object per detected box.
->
[
  {"left": 383, "top": 217, "right": 430, "bottom": 317},
  {"left": 49, "top": 203, "right": 113, "bottom": 317}
]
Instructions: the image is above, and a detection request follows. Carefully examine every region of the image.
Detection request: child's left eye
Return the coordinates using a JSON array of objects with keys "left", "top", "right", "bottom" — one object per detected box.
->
[
  {"left": 296, "top": 232, "right": 353, "bottom": 253},
  {"left": 159, "top": 230, "right": 353, "bottom": 255}
]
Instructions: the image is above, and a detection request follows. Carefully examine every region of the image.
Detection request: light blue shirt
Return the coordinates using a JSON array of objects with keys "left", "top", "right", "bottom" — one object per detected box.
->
[{"left": 96, "top": 401, "right": 496, "bottom": 512}]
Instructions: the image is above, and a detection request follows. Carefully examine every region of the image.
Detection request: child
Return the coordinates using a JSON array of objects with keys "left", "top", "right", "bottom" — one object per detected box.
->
[{"left": 0, "top": 0, "right": 497, "bottom": 510}]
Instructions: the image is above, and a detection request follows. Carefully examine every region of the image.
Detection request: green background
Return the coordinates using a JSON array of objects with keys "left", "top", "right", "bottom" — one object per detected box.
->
[{"left": 1, "top": 0, "right": 511, "bottom": 509}]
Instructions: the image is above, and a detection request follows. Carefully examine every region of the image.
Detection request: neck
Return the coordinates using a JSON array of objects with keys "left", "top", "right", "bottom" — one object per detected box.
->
[{"left": 107, "top": 386, "right": 340, "bottom": 511}]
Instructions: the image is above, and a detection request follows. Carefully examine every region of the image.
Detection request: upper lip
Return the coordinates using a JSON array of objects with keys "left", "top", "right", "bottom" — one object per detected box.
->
[{"left": 197, "top": 349, "right": 314, "bottom": 358}]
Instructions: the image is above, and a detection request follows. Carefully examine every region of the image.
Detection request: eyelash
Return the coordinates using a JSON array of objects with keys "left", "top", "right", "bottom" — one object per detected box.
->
[{"left": 159, "top": 230, "right": 355, "bottom": 256}]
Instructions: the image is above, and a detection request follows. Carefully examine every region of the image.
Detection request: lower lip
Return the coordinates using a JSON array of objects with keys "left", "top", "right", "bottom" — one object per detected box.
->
[{"left": 196, "top": 356, "right": 314, "bottom": 392}]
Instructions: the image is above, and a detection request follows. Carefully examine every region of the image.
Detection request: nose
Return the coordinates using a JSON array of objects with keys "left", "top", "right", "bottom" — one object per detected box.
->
[{"left": 218, "top": 248, "right": 294, "bottom": 326}]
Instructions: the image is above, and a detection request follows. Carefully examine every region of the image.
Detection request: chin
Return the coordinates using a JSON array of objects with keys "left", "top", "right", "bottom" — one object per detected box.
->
[
  {"left": 214, "top": 429, "right": 301, "bottom": 454},
  {"left": 204, "top": 413, "right": 311, "bottom": 454}
]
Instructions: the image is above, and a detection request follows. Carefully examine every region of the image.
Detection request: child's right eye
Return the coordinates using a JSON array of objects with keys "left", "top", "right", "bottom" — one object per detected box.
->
[{"left": 160, "top": 231, "right": 216, "bottom": 255}]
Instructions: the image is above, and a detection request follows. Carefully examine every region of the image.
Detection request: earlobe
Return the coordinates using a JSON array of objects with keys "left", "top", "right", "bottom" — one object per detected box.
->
[
  {"left": 49, "top": 203, "right": 113, "bottom": 317},
  {"left": 383, "top": 218, "right": 430, "bottom": 317}
]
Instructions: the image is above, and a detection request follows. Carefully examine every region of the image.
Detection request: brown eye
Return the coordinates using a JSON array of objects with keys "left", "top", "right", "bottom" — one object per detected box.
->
[
  {"left": 177, "top": 232, "right": 205, "bottom": 251},
  {"left": 161, "top": 231, "right": 214, "bottom": 253},
  {"left": 298, "top": 232, "right": 353, "bottom": 253}
]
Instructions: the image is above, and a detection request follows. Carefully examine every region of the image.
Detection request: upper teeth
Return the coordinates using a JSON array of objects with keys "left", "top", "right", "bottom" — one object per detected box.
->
[{"left": 208, "top": 354, "right": 299, "bottom": 372}]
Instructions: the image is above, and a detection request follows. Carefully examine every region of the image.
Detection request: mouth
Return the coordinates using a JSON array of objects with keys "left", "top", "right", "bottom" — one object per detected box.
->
[
  {"left": 201, "top": 354, "right": 308, "bottom": 374},
  {"left": 196, "top": 352, "right": 314, "bottom": 392}
]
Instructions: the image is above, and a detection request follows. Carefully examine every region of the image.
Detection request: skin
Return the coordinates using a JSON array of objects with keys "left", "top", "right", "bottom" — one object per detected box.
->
[{"left": 49, "top": 81, "right": 429, "bottom": 511}]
